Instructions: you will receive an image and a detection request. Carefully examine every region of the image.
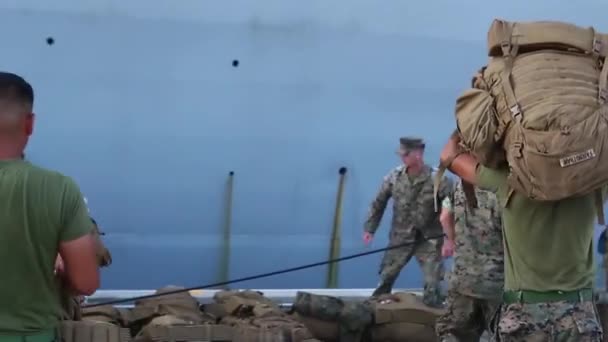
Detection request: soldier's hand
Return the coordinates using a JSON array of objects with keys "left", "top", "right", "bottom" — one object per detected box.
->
[
  {"left": 442, "top": 239, "right": 454, "bottom": 257},
  {"left": 363, "top": 232, "right": 373, "bottom": 245},
  {"left": 440, "top": 132, "right": 462, "bottom": 167}
]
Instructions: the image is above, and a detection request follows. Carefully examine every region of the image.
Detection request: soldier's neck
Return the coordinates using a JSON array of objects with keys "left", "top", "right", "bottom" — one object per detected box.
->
[{"left": 406, "top": 164, "right": 423, "bottom": 176}]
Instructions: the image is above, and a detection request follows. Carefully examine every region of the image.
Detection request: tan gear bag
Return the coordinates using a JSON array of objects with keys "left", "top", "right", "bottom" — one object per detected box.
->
[
  {"left": 447, "top": 19, "right": 608, "bottom": 222},
  {"left": 60, "top": 320, "right": 131, "bottom": 342},
  {"left": 370, "top": 292, "right": 444, "bottom": 342}
]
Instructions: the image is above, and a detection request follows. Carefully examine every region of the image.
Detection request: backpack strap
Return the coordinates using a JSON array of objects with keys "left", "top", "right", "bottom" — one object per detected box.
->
[
  {"left": 461, "top": 180, "right": 478, "bottom": 210},
  {"left": 433, "top": 130, "right": 465, "bottom": 212},
  {"left": 433, "top": 154, "right": 463, "bottom": 212},
  {"left": 433, "top": 165, "right": 446, "bottom": 212},
  {"left": 498, "top": 24, "right": 523, "bottom": 124}
]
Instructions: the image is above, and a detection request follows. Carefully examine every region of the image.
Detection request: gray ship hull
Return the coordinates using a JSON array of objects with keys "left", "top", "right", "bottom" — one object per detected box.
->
[{"left": 0, "top": 0, "right": 606, "bottom": 290}]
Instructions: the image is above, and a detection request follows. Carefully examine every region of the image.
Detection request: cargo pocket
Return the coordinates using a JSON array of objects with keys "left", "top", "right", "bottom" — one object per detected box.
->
[
  {"left": 572, "top": 302, "right": 603, "bottom": 341},
  {"left": 455, "top": 87, "right": 505, "bottom": 167},
  {"left": 513, "top": 106, "right": 608, "bottom": 200},
  {"left": 495, "top": 303, "right": 537, "bottom": 340}
]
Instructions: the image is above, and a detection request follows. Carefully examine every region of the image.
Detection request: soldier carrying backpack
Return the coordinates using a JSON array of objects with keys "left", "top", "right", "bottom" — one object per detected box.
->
[{"left": 437, "top": 19, "right": 608, "bottom": 341}]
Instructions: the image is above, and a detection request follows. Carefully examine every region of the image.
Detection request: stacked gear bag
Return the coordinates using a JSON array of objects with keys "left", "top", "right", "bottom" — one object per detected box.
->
[
  {"left": 291, "top": 291, "right": 444, "bottom": 342},
  {"left": 60, "top": 287, "right": 320, "bottom": 342},
  {"left": 439, "top": 19, "right": 608, "bottom": 220},
  {"left": 211, "top": 290, "right": 318, "bottom": 342},
  {"left": 60, "top": 305, "right": 131, "bottom": 342}
]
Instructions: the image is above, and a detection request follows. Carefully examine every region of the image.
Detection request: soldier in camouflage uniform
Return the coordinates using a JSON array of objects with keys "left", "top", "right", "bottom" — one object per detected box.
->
[
  {"left": 364, "top": 137, "right": 453, "bottom": 307},
  {"left": 435, "top": 180, "right": 503, "bottom": 341},
  {"left": 440, "top": 135, "right": 603, "bottom": 342}
]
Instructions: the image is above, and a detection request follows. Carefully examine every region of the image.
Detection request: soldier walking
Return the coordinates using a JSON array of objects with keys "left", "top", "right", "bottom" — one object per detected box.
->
[
  {"left": 435, "top": 180, "right": 503, "bottom": 341},
  {"left": 363, "top": 137, "right": 452, "bottom": 307}
]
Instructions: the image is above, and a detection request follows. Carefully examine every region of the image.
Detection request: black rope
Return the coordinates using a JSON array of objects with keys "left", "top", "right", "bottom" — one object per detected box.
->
[{"left": 84, "top": 234, "right": 445, "bottom": 308}]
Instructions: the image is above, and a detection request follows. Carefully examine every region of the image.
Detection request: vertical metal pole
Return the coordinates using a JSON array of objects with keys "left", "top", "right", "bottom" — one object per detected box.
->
[
  {"left": 326, "top": 167, "right": 347, "bottom": 288},
  {"left": 218, "top": 171, "right": 234, "bottom": 289}
]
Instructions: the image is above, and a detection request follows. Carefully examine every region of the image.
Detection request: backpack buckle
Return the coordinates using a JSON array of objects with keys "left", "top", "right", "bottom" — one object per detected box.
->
[
  {"left": 593, "top": 36, "right": 602, "bottom": 54},
  {"left": 512, "top": 142, "right": 523, "bottom": 158},
  {"left": 510, "top": 105, "right": 522, "bottom": 122},
  {"left": 501, "top": 41, "right": 512, "bottom": 57}
]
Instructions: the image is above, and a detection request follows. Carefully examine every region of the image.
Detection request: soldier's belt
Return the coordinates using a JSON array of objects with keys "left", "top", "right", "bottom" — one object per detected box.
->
[
  {"left": 0, "top": 330, "right": 55, "bottom": 342},
  {"left": 503, "top": 288, "right": 593, "bottom": 304}
]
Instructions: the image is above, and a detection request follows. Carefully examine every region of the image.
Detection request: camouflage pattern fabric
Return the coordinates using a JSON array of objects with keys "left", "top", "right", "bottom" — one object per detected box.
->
[
  {"left": 292, "top": 291, "right": 373, "bottom": 342},
  {"left": 492, "top": 301, "right": 602, "bottom": 341},
  {"left": 375, "top": 232, "right": 444, "bottom": 307},
  {"left": 436, "top": 180, "right": 503, "bottom": 341},
  {"left": 365, "top": 164, "right": 452, "bottom": 305},
  {"left": 336, "top": 301, "right": 373, "bottom": 342},
  {"left": 448, "top": 180, "right": 503, "bottom": 298},
  {"left": 435, "top": 290, "right": 499, "bottom": 341}
]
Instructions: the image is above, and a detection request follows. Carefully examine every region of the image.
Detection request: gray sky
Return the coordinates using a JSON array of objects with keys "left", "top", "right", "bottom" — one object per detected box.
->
[{"left": 4, "top": 0, "right": 608, "bottom": 42}]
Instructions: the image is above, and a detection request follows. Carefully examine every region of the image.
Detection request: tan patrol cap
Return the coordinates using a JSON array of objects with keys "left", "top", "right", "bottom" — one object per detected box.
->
[{"left": 396, "top": 137, "right": 425, "bottom": 155}]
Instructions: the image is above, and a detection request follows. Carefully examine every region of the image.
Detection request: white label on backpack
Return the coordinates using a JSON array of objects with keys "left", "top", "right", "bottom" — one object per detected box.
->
[{"left": 559, "top": 149, "right": 596, "bottom": 167}]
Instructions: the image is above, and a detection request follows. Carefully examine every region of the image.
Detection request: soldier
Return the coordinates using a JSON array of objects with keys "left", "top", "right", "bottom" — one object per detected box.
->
[
  {"left": 363, "top": 137, "right": 452, "bottom": 306},
  {"left": 435, "top": 180, "right": 503, "bottom": 341},
  {"left": 440, "top": 134, "right": 603, "bottom": 341},
  {"left": 0, "top": 72, "right": 99, "bottom": 340}
]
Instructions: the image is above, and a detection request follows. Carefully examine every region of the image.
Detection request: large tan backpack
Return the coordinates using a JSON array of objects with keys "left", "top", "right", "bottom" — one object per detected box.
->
[{"left": 453, "top": 19, "right": 608, "bottom": 219}]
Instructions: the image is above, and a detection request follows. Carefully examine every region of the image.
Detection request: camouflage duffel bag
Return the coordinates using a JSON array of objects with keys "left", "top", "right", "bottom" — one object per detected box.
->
[
  {"left": 370, "top": 292, "right": 445, "bottom": 342},
  {"left": 60, "top": 320, "right": 131, "bottom": 342},
  {"left": 291, "top": 292, "right": 373, "bottom": 342}
]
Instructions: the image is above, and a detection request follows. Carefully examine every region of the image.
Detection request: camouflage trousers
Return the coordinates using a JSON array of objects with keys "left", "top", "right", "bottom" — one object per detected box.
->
[
  {"left": 373, "top": 236, "right": 444, "bottom": 307},
  {"left": 435, "top": 290, "right": 499, "bottom": 341},
  {"left": 491, "top": 300, "right": 603, "bottom": 341}
]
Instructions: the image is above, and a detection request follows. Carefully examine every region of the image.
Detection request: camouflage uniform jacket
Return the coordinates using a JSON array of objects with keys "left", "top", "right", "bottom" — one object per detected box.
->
[
  {"left": 448, "top": 180, "right": 504, "bottom": 300},
  {"left": 364, "top": 165, "right": 452, "bottom": 242}
]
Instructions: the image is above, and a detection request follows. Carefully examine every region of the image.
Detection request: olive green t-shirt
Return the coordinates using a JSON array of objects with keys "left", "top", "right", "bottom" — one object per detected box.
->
[
  {"left": 476, "top": 165, "right": 596, "bottom": 291},
  {"left": 0, "top": 160, "right": 92, "bottom": 333}
]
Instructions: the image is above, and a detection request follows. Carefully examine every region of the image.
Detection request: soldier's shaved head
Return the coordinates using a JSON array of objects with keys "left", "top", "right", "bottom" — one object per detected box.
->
[{"left": 0, "top": 72, "right": 35, "bottom": 159}]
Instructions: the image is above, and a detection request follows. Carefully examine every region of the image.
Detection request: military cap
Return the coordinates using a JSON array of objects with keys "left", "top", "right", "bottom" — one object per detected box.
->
[{"left": 396, "top": 137, "right": 425, "bottom": 155}]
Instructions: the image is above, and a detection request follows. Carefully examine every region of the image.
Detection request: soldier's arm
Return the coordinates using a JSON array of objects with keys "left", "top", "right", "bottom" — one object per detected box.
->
[
  {"left": 439, "top": 197, "right": 455, "bottom": 241},
  {"left": 57, "top": 177, "right": 100, "bottom": 296},
  {"left": 363, "top": 171, "right": 394, "bottom": 234},
  {"left": 440, "top": 135, "right": 478, "bottom": 185},
  {"left": 440, "top": 135, "right": 509, "bottom": 192},
  {"left": 438, "top": 175, "right": 454, "bottom": 203}
]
